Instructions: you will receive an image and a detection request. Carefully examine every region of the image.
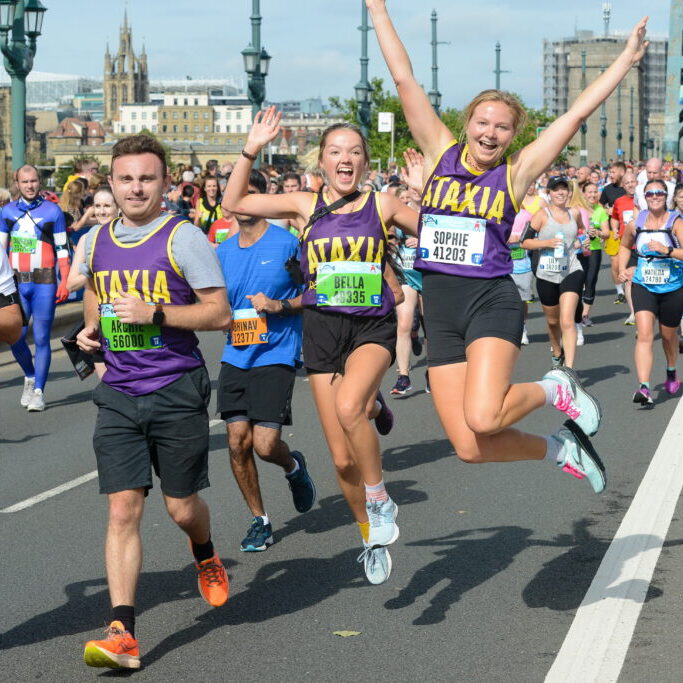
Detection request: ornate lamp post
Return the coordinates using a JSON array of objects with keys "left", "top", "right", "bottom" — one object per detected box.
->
[
  {"left": 0, "top": 0, "right": 46, "bottom": 169},
  {"left": 241, "top": 0, "right": 271, "bottom": 169},
  {"left": 580, "top": 51, "right": 588, "bottom": 165},
  {"left": 355, "top": 1, "right": 373, "bottom": 139},
  {"left": 599, "top": 66, "right": 607, "bottom": 167}
]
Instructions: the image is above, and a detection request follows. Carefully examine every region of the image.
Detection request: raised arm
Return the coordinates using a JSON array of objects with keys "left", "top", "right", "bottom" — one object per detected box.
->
[
  {"left": 511, "top": 17, "right": 648, "bottom": 202},
  {"left": 222, "top": 106, "right": 311, "bottom": 221},
  {"left": 366, "top": 0, "right": 453, "bottom": 167}
]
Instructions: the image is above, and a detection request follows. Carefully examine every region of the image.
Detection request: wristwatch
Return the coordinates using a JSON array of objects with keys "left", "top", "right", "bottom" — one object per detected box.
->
[
  {"left": 152, "top": 303, "right": 165, "bottom": 326},
  {"left": 280, "top": 299, "right": 294, "bottom": 315},
  {"left": 667, "top": 245, "right": 674, "bottom": 256}
]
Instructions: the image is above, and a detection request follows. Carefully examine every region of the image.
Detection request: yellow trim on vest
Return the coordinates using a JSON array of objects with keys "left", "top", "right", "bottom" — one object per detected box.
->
[
  {"left": 108, "top": 214, "right": 178, "bottom": 249},
  {"left": 301, "top": 193, "right": 319, "bottom": 242},
  {"left": 166, "top": 223, "right": 184, "bottom": 277},
  {"left": 425, "top": 139, "right": 458, "bottom": 187},
  {"left": 323, "top": 190, "right": 371, "bottom": 213},
  {"left": 374, "top": 192, "right": 390, "bottom": 240},
  {"left": 88, "top": 224, "right": 104, "bottom": 284},
  {"left": 506, "top": 156, "right": 520, "bottom": 213}
]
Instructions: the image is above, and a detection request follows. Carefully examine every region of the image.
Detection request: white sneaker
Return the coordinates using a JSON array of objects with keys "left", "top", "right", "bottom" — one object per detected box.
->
[
  {"left": 521, "top": 326, "right": 529, "bottom": 345},
  {"left": 576, "top": 323, "right": 585, "bottom": 346},
  {"left": 27, "top": 388, "right": 45, "bottom": 412},
  {"left": 20, "top": 377, "right": 35, "bottom": 407}
]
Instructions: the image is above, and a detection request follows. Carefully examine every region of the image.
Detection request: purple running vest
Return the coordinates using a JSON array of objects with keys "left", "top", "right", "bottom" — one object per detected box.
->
[
  {"left": 300, "top": 192, "right": 395, "bottom": 316},
  {"left": 414, "top": 141, "right": 519, "bottom": 278},
  {"left": 91, "top": 215, "right": 203, "bottom": 396}
]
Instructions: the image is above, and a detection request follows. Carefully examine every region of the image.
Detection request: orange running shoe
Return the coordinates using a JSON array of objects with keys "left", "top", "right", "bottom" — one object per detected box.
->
[
  {"left": 83, "top": 620, "right": 140, "bottom": 669},
  {"left": 195, "top": 555, "right": 229, "bottom": 607}
]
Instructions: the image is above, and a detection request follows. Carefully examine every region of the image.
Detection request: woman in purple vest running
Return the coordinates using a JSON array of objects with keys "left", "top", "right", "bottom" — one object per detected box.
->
[
  {"left": 224, "top": 108, "right": 418, "bottom": 585},
  {"left": 366, "top": 0, "right": 648, "bottom": 493}
]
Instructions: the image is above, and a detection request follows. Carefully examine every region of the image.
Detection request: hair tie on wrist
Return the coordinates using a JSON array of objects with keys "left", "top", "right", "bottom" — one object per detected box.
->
[{"left": 241, "top": 149, "right": 257, "bottom": 162}]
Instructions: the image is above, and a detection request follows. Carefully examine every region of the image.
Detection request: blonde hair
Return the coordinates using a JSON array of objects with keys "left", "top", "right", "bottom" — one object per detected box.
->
[
  {"left": 463, "top": 90, "right": 527, "bottom": 137},
  {"left": 568, "top": 179, "right": 591, "bottom": 210},
  {"left": 59, "top": 177, "right": 86, "bottom": 212}
]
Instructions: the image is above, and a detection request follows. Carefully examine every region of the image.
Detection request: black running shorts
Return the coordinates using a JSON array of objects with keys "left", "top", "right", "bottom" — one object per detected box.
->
[
  {"left": 631, "top": 283, "right": 683, "bottom": 328},
  {"left": 92, "top": 366, "right": 211, "bottom": 497},
  {"left": 216, "top": 362, "right": 295, "bottom": 426},
  {"left": 302, "top": 308, "right": 397, "bottom": 375},
  {"left": 422, "top": 272, "right": 524, "bottom": 366},
  {"left": 536, "top": 269, "right": 585, "bottom": 307}
]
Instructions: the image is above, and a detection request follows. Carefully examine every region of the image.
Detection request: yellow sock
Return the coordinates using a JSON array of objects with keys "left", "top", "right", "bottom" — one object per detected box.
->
[{"left": 357, "top": 521, "right": 370, "bottom": 543}]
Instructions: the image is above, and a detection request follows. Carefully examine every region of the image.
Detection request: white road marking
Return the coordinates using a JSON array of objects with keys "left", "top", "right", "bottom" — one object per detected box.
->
[
  {"left": 1, "top": 471, "right": 99, "bottom": 513},
  {"left": 546, "top": 396, "right": 683, "bottom": 682},
  {"left": 1, "top": 418, "right": 226, "bottom": 514}
]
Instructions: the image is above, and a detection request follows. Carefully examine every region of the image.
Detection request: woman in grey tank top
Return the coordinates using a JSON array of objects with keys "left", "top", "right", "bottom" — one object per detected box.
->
[{"left": 523, "top": 177, "right": 586, "bottom": 369}]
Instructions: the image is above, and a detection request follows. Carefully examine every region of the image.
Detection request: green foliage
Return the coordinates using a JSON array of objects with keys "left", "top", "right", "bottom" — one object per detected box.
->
[
  {"left": 53, "top": 155, "right": 88, "bottom": 192},
  {"left": 329, "top": 82, "right": 562, "bottom": 168}
]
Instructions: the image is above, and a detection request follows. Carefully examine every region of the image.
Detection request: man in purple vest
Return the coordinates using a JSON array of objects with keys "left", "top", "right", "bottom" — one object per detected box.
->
[{"left": 76, "top": 135, "right": 231, "bottom": 670}]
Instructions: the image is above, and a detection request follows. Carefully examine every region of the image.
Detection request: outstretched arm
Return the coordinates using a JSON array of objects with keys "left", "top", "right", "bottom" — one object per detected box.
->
[
  {"left": 222, "top": 106, "right": 310, "bottom": 221},
  {"left": 366, "top": 0, "right": 453, "bottom": 168},
  {"left": 511, "top": 17, "right": 648, "bottom": 202}
]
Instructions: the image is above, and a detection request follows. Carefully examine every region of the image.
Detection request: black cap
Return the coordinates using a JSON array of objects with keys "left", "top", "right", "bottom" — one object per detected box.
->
[{"left": 547, "top": 176, "right": 570, "bottom": 191}]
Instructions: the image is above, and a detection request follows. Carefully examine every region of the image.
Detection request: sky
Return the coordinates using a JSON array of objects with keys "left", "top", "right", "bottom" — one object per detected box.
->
[{"left": 26, "top": 1, "right": 670, "bottom": 111}]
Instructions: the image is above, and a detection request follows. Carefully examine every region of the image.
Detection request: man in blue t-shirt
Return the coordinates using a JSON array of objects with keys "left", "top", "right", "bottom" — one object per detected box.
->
[{"left": 216, "top": 170, "right": 315, "bottom": 552}]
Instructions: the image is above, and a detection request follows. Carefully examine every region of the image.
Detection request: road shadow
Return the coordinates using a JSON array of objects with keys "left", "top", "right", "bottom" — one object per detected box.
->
[
  {"left": 523, "top": 519, "right": 670, "bottom": 611},
  {"left": 573, "top": 363, "right": 630, "bottom": 388},
  {"left": 47, "top": 389, "right": 94, "bottom": 409},
  {"left": 275, "top": 480, "right": 428, "bottom": 544},
  {"left": 0, "top": 432, "right": 48, "bottom": 445},
  {"left": 0, "top": 560, "right": 236, "bottom": 651},
  {"left": 382, "top": 439, "right": 453, "bottom": 472},
  {"left": 142, "top": 547, "right": 366, "bottom": 667},
  {"left": 384, "top": 526, "right": 535, "bottom": 626},
  {"left": 581, "top": 331, "right": 625, "bottom": 344}
]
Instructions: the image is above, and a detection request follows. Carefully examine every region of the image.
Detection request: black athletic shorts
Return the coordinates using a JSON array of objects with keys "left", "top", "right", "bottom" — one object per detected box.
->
[
  {"left": 216, "top": 362, "right": 295, "bottom": 426},
  {"left": 632, "top": 283, "right": 683, "bottom": 328},
  {"left": 92, "top": 366, "right": 211, "bottom": 497},
  {"left": 302, "top": 308, "right": 397, "bottom": 375},
  {"left": 422, "top": 271, "right": 524, "bottom": 366},
  {"left": 536, "top": 269, "right": 585, "bottom": 307}
]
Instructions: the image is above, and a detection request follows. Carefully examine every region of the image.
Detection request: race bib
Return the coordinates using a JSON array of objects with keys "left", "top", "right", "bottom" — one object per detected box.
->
[
  {"left": 538, "top": 251, "right": 568, "bottom": 273},
  {"left": 641, "top": 262, "right": 670, "bottom": 286},
  {"left": 623, "top": 210, "right": 634, "bottom": 225},
  {"left": 419, "top": 214, "right": 486, "bottom": 266},
  {"left": 510, "top": 246, "right": 526, "bottom": 260},
  {"left": 400, "top": 247, "right": 416, "bottom": 270},
  {"left": 231, "top": 308, "right": 268, "bottom": 346},
  {"left": 215, "top": 229, "right": 229, "bottom": 244},
  {"left": 99, "top": 303, "right": 163, "bottom": 352},
  {"left": 10, "top": 235, "right": 37, "bottom": 254},
  {"left": 316, "top": 261, "right": 382, "bottom": 307}
]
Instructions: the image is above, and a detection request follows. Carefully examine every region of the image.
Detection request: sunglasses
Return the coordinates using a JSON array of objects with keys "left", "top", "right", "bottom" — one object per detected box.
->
[{"left": 645, "top": 190, "right": 667, "bottom": 198}]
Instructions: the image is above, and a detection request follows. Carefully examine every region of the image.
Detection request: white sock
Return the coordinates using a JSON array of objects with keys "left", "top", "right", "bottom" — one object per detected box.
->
[
  {"left": 544, "top": 435, "right": 562, "bottom": 464},
  {"left": 536, "top": 378, "right": 558, "bottom": 406},
  {"left": 258, "top": 514, "right": 270, "bottom": 526},
  {"left": 616, "top": 284, "right": 624, "bottom": 295}
]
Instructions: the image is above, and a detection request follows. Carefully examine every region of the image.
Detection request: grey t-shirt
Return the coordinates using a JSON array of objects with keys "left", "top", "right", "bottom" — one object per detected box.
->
[
  {"left": 535, "top": 208, "right": 582, "bottom": 284},
  {"left": 81, "top": 213, "right": 225, "bottom": 290}
]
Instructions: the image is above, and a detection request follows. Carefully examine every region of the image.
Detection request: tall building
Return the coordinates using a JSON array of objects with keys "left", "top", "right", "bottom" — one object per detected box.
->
[
  {"left": 663, "top": 0, "right": 683, "bottom": 159},
  {"left": 543, "top": 11, "right": 667, "bottom": 165},
  {"left": 103, "top": 11, "right": 148, "bottom": 124}
]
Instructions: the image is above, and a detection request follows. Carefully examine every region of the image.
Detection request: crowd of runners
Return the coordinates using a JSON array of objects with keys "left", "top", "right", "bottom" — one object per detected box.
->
[{"left": 0, "top": 2, "right": 676, "bottom": 671}]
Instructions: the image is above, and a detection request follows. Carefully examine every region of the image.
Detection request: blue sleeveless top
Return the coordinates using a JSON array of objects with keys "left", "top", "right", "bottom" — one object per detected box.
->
[{"left": 632, "top": 210, "right": 683, "bottom": 293}]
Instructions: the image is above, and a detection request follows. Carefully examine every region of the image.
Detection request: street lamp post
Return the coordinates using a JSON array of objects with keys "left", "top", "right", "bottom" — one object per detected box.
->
[
  {"left": 241, "top": 0, "right": 271, "bottom": 169},
  {"left": 580, "top": 50, "right": 587, "bottom": 165},
  {"left": 0, "top": 0, "right": 46, "bottom": 170},
  {"left": 599, "top": 66, "right": 607, "bottom": 167},
  {"left": 493, "top": 42, "right": 510, "bottom": 90},
  {"left": 428, "top": 10, "right": 446, "bottom": 116},
  {"left": 355, "top": 1, "right": 373, "bottom": 139},
  {"left": 616, "top": 84, "right": 623, "bottom": 160},
  {"left": 628, "top": 86, "right": 634, "bottom": 161}
]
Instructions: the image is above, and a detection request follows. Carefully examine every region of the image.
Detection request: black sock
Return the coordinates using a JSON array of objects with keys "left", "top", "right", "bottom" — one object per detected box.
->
[
  {"left": 667, "top": 368, "right": 677, "bottom": 379},
  {"left": 191, "top": 536, "right": 214, "bottom": 564},
  {"left": 112, "top": 605, "right": 135, "bottom": 637}
]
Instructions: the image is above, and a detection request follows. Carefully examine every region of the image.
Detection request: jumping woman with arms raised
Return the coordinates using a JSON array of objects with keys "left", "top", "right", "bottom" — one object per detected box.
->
[{"left": 366, "top": 0, "right": 649, "bottom": 493}]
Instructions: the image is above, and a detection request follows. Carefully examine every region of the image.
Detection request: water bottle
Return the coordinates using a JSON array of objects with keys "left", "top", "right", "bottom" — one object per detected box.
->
[{"left": 554, "top": 231, "right": 565, "bottom": 258}]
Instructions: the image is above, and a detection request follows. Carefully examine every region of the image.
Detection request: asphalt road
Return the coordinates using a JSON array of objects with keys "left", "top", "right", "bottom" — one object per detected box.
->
[{"left": 2, "top": 265, "right": 683, "bottom": 682}]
